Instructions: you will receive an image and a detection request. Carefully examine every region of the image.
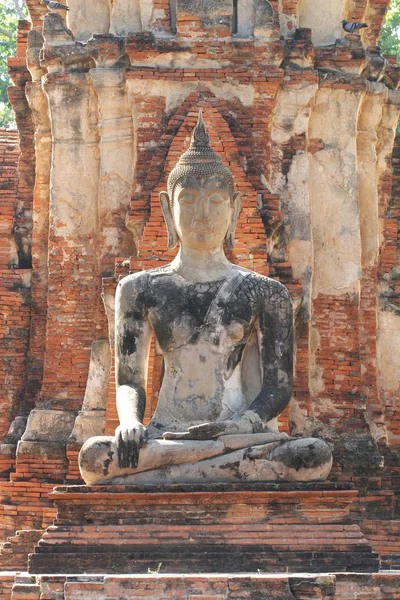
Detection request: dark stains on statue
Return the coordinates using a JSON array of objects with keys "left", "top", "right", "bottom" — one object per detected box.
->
[
  {"left": 148, "top": 275, "right": 224, "bottom": 350},
  {"left": 103, "top": 450, "right": 114, "bottom": 476},
  {"left": 269, "top": 439, "right": 332, "bottom": 471},
  {"left": 117, "top": 265, "right": 294, "bottom": 432},
  {"left": 125, "top": 309, "right": 144, "bottom": 321},
  {"left": 221, "top": 287, "right": 253, "bottom": 325},
  {"left": 219, "top": 459, "right": 243, "bottom": 479},
  {"left": 225, "top": 343, "right": 246, "bottom": 378},
  {"left": 121, "top": 328, "right": 137, "bottom": 355}
]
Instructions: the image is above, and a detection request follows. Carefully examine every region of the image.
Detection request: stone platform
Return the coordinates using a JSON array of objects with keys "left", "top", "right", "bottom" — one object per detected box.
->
[{"left": 29, "top": 482, "right": 379, "bottom": 575}]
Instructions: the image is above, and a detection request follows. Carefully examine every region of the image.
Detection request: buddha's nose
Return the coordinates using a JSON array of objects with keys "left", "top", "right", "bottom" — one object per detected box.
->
[{"left": 195, "top": 195, "right": 210, "bottom": 221}]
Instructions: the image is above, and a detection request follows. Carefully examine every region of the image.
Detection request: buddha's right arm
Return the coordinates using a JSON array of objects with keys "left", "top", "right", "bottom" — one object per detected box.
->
[
  {"left": 114, "top": 274, "right": 152, "bottom": 467},
  {"left": 115, "top": 274, "right": 152, "bottom": 422},
  {"left": 116, "top": 385, "right": 147, "bottom": 425}
]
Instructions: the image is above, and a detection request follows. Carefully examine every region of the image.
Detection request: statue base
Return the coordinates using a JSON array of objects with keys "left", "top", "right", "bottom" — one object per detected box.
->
[{"left": 29, "top": 482, "right": 379, "bottom": 575}]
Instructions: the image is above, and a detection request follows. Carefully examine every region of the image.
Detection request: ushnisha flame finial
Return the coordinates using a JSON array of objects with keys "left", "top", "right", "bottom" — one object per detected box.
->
[
  {"left": 167, "top": 110, "right": 234, "bottom": 198},
  {"left": 191, "top": 109, "right": 210, "bottom": 146},
  {"left": 177, "top": 109, "right": 222, "bottom": 166}
]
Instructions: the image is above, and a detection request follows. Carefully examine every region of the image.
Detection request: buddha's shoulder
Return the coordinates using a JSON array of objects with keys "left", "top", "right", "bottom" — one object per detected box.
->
[
  {"left": 238, "top": 268, "right": 292, "bottom": 302},
  {"left": 117, "top": 265, "right": 177, "bottom": 291}
]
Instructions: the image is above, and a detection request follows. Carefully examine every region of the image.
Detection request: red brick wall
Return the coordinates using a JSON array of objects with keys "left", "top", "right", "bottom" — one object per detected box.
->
[
  {"left": 0, "top": 130, "right": 31, "bottom": 443},
  {"left": 0, "top": 129, "right": 19, "bottom": 270}
]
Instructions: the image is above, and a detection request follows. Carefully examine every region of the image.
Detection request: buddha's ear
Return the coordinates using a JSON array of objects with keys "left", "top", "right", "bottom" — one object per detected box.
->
[
  {"left": 160, "top": 191, "right": 179, "bottom": 250},
  {"left": 225, "top": 191, "right": 242, "bottom": 249}
]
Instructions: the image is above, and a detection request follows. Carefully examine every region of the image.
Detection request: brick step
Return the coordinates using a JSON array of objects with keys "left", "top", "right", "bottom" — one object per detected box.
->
[
  {"left": 381, "top": 555, "right": 400, "bottom": 569},
  {"left": 0, "top": 530, "right": 43, "bottom": 571},
  {"left": 10, "top": 584, "right": 39, "bottom": 600},
  {"left": 362, "top": 520, "right": 400, "bottom": 569},
  {"left": 28, "top": 483, "right": 380, "bottom": 575},
  {"left": 0, "top": 481, "right": 55, "bottom": 540},
  {"left": 29, "top": 547, "right": 380, "bottom": 575},
  {"left": 38, "top": 522, "right": 368, "bottom": 547},
  {"left": 9, "top": 574, "right": 42, "bottom": 600}
]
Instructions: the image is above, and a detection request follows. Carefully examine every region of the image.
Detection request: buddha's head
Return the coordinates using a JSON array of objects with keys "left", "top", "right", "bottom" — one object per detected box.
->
[{"left": 160, "top": 111, "right": 241, "bottom": 251}]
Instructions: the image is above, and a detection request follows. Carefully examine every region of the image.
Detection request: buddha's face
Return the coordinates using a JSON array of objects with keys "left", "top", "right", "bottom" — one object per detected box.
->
[
  {"left": 172, "top": 175, "right": 232, "bottom": 250},
  {"left": 160, "top": 174, "right": 241, "bottom": 252}
]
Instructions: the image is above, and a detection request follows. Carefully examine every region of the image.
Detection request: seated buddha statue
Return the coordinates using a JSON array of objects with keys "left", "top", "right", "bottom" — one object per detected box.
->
[{"left": 79, "top": 112, "right": 332, "bottom": 485}]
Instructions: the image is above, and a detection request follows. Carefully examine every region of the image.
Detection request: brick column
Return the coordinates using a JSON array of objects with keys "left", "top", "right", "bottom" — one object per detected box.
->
[
  {"left": 357, "top": 84, "right": 388, "bottom": 444},
  {"left": 270, "top": 78, "right": 318, "bottom": 432},
  {"left": 0, "top": 82, "right": 52, "bottom": 473},
  {"left": 90, "top": 67, "right": 135, "bottom": 277},
  {"left": 307, "top": 83, "right": 367, "bottom": 438},
  {"left": 64, "top": 67, "right": 136, "bottom": 479},
  {"left": 22, "top": 82, "right": 51, "bottom": 417},
  {"left": 376, "top": 98, "right": 400, "bottom": 447},
  {"left": 18, "top": 73, "right": 101, "bottom": 480}
]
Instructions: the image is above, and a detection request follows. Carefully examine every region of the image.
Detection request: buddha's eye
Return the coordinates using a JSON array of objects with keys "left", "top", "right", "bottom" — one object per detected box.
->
[
  {"left": 209, "top": 193, "right": 225, "bottom": 204},
  {"left": 179, "top": 193, "right": 195, "bottom": 205}
]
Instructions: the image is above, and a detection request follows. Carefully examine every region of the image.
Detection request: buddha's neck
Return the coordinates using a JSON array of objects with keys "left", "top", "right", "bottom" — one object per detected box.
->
[{"left": 171, "top": 246, "right": 232, "bottom": 283}]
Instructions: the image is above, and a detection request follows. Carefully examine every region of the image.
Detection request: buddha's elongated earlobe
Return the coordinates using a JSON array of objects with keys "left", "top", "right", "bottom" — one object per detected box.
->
[
  {"left": 160, "top": 191, "right": 179, "bottom": 250},
  {"left": 225, "top": 191, "right": 242, "bottom": 249}
]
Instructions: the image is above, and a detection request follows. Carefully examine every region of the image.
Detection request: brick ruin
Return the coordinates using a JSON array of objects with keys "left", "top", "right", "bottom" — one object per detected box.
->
[{"left": 0, "top": 0, "right": 400, "bottom": 597}]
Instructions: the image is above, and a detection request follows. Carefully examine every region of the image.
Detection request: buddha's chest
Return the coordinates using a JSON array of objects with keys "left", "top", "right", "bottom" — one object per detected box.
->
[{"left": 146, "top": 282, "right": 256, "bottom": 353}]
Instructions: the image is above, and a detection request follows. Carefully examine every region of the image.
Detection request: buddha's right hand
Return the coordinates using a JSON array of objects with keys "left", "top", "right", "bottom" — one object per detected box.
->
[{"left": 115, "top": 421, "right": 148, "bottom": 469}]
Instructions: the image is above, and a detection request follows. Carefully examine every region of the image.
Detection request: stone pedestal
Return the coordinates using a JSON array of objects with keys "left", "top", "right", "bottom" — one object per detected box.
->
[{"left": 29, "top": 483, "right": 379, "bottom": 574}]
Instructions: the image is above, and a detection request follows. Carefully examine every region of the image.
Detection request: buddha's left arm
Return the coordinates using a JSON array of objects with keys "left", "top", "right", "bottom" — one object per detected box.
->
[{"left": 246, "top": 280, "right": 294, "bottom": 426}]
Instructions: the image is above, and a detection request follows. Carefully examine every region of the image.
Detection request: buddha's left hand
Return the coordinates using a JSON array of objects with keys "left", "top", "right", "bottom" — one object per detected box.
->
[{"left": 163, "top": 412, "right": 260, "bottom": 440}]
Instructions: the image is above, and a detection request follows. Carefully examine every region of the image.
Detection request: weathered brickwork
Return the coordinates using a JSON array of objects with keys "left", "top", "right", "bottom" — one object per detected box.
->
[
  {"left": 0, "top": 131, "right": 31, "bottom": 455},
  {"left": 7, "top": 572, "right": 400, "bottom": 600},
  {"left": 0, "top": 0, "right": 399, "bottom": 594},
  {"left": 0, "top": 130, "right": 19, "bottom": 270},
  {"left": 29, "top": 483, "right": 379, "bottom": 575}
]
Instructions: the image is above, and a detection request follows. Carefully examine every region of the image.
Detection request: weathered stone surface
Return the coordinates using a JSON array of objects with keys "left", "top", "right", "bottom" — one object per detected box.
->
[
  {"left": 21, "top": 410, "right": 76, "bottom": 444},
  {"left": 79, "top": 434, "right": 332, "bottom": 485},
  {"left": 26, "top": 30, "right": 46, "bottom": 82},
  {"left": 299, "top": 0, "right": 343, "bottom": 45},
  {"left": 2, "top": 417, "right": 27, "bottom": 446},
  {"left": 235, "top": 0, "right": 275, "bottom": 38},
  {"left": 68, "top": 340, "right": 111, "bottom": 445},
  {"left": 177, "top": 0, "right": 234, "bottom": 35}
]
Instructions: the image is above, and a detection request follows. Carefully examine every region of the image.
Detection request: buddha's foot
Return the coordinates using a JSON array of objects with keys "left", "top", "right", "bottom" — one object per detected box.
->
[{"left": 79, "top": 434, "right": 332, "bottom": 485}]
